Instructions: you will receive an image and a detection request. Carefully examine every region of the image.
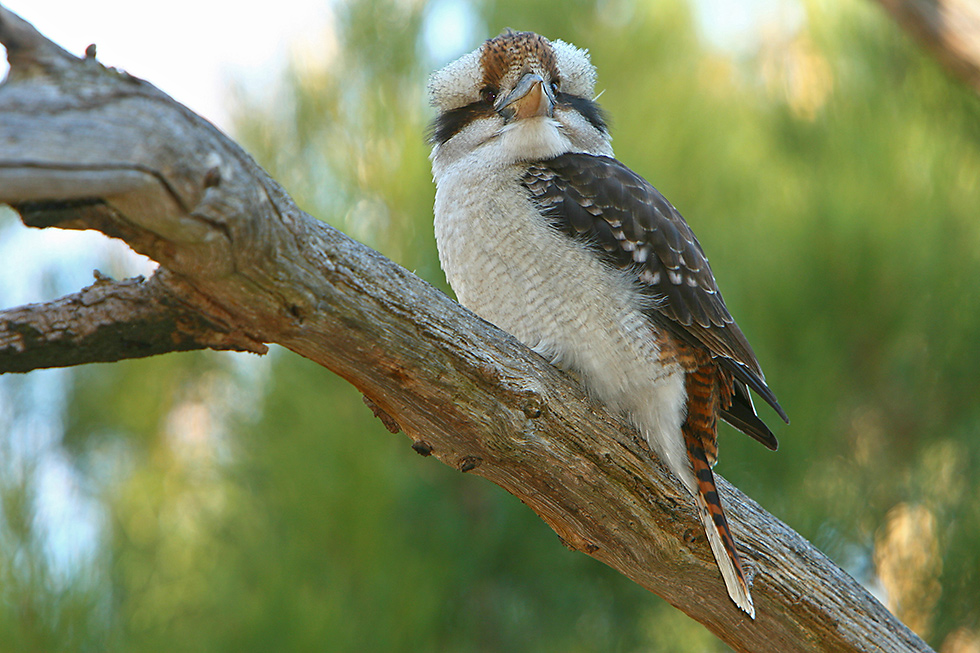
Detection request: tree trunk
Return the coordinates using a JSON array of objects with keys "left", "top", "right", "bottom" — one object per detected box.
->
[{"left": 0, "top": 7, "right": 933, "bottom": 652}]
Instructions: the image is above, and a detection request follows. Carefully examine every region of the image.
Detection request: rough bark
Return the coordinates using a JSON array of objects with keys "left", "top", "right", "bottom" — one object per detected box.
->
[
  {"left": 0, "top": 6, "right": 933, "bottom": 653},
  {"left": 0, "top": 271, "right": 266, "bottom": 373},
  {"left": 874, "top": 0, "right": 980, "bottom": 92}
]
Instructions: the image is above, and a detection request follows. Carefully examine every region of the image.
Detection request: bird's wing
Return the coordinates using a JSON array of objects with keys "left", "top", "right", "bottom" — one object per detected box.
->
[{"left": 522, "top": 153, "right": 788, "bottom": 437}]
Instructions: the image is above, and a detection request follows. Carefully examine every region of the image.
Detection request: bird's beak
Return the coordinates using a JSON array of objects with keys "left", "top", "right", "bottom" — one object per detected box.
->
[{"left": 495, "top": 73, "right": 554, "bottom": 121}]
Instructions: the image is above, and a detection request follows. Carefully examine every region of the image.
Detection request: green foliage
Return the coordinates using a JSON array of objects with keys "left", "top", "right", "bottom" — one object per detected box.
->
[{"left": 2, "top": 0, "right": 979, "bottom": 650}]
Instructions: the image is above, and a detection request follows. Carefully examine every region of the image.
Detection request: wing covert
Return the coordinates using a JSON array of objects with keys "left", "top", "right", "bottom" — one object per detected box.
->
[{"left": 523, "top": 153, "right": 788, "bottom": 425}]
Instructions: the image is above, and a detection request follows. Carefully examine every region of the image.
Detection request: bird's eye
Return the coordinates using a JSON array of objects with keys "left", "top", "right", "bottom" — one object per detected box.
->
[
  {"left": 550, "top": 79, "right": 560, "bottom": 95},
  {"left": 480, "top": 86, "right": 497, "bottom": 105}
]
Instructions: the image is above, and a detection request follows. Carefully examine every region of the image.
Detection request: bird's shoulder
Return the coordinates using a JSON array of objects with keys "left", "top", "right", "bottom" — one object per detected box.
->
[
  {"left": 522, "top": 152, "right": 731, "bottom": 335},
  {"left": 521, "top": 152, "right": 788, "bottom": 425}
]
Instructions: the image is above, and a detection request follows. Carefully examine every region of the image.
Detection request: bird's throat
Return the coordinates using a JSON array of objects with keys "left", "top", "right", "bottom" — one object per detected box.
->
[{"left": 498, "top": 117, "right": 569, "bottom": 163}]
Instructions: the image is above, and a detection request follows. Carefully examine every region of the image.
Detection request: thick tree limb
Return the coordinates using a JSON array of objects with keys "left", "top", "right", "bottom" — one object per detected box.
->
[
  {"left": 0, "top": 7, "right": 932, "bottom": 652},
  {"left": 0, "top": 271, "right": 266, "bottom": 373},
  {"left": 874, "top": 0, "right": 980, "bottom": 92}
]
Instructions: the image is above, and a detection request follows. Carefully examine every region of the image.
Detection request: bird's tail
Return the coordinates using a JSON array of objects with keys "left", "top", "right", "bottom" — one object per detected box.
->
[
  {"left": 688, "top": 439, "right": 755, "bottom": 618},
  {"left": 683, "top": 364, "right": 755, "bottom": 618}
]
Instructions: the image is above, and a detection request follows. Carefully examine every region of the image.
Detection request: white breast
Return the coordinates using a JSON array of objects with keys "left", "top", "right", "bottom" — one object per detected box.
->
[{"left": 432, "top": 151, "right": 692, "bottom": 486}]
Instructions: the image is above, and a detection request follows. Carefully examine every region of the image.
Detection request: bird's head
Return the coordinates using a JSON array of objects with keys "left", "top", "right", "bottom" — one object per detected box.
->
[{"left": 428, "top": 30, "right": 612, "bottom": 175}]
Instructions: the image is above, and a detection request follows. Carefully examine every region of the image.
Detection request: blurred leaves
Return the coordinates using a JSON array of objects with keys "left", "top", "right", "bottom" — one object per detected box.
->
[{"left": 2, "top": 0, "right": 980, "bottom": 651}]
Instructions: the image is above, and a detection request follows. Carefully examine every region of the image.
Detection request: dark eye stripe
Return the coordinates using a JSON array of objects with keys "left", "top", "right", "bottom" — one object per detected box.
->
[
  {"left": 429, "top": 92, "right": 608, "bottom": 146},
  {"left": 428, "top": 101, "right": 495, "bottom": 146},
  {"left": 559, "top": 93, "right": 608, "bottom": 134}
]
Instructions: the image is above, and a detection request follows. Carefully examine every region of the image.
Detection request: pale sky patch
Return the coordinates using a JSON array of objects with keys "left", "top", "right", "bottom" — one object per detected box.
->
[{"left": 2, "top": 0, "right": 333, "bottom": 130}]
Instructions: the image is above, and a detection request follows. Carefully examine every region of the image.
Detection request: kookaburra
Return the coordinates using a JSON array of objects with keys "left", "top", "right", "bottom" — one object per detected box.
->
[{"left": 428, "top": 30, "right": 788, "bottom": 618}]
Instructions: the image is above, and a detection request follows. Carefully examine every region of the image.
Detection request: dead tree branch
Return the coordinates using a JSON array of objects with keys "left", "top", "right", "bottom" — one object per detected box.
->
[
  {"left": 874, "top": 0, "right": 980, "bottom": 92},
  {"left": 0, "top": 6, "right": 932, "bottom": 652},
  {"left": 0, "top": 271, "right": 266, "bottom": 373}
]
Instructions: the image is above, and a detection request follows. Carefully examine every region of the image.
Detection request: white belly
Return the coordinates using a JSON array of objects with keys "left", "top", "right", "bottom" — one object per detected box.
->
[{"left": 433, "top": 166, "right": 691, "bottom": 485}]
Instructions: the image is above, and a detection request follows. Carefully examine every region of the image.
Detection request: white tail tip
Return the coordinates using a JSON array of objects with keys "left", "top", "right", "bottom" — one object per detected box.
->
[{"left": 697, "top": 494, "right": 756, "bottom": 619}]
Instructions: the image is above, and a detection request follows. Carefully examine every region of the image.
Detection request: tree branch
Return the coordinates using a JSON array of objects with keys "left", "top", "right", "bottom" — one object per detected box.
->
[
  {"left": 873, "top": 0, "right": 980, "bottom": 93},
  {"left": 0, "top": 6, "right": 932, "bottom": 652},
  {"left": 0, "top": 270, "right": 267, "bottom": 374}
]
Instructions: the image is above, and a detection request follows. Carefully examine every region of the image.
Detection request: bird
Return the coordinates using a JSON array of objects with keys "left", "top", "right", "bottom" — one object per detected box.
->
[{"left": 427, "top": 29, "right": 788, "bottom": 618}]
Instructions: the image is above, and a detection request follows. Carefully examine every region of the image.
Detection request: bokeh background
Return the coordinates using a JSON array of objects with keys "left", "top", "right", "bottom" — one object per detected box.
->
[{"left": 1, "top": 0, "right": 979, "bottom": 651}]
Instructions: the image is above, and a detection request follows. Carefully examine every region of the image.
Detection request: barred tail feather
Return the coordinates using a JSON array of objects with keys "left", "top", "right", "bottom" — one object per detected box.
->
[
  {"left": 690, "top": 442, "right": 755, "bottom": 618},
  {"left": 682, "top": 361, "right": 755, "bottom": 618}
]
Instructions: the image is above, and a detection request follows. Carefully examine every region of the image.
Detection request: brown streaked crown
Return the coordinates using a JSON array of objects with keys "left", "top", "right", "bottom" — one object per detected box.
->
[{"left": 480, "top": 30, "right": 560, "bottom": 96}]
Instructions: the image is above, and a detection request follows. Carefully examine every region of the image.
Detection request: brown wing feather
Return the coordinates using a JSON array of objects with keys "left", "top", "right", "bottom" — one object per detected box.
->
[{"left": 523, "top": 153, "right": 788, "bottom": 435}]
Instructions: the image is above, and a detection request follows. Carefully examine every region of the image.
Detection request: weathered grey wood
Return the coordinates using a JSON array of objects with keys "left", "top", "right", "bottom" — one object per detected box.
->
[
  {"left": 0, "top": 271, "right": 266, "bottom": 373},
  {"left": 875, "top": 0, "right": 980, "bottom": 93},
  {"left": 0, "top": 6, "right": 933, "bottom": 652}
]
